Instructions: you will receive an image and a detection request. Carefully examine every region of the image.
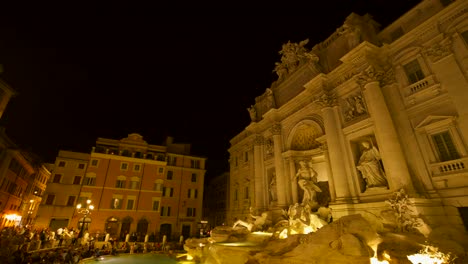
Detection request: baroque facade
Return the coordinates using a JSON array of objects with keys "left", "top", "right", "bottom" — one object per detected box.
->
[{"left": 228, "top": 0, "right": 468, "bottom": 232}]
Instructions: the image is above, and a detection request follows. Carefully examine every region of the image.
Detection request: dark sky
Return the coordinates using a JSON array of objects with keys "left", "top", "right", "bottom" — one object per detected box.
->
[{"left": 0, "top": 1, "right": 420, "bottom": 178}]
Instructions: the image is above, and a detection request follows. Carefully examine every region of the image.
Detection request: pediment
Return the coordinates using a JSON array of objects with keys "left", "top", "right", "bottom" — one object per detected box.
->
[
  {"left": 415, "top": 115, "right": 455, "bottom": 130},
  {"left": 120, "top": 133, "right": 148, "bottom": 145}
]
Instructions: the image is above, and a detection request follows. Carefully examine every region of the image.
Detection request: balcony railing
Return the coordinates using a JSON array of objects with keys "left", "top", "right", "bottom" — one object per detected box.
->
[
  {"left": 404, "top": 75, "right": 437, "bottom": 97},
  {"left": 430, "top": 157, "right": 468, "bottom": 176}
]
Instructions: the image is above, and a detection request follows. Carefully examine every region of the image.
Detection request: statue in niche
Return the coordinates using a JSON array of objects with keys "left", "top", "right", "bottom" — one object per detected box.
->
[
  {"left": 356, "top": 140, "right": 388, "bottom": 189},
  {"left": 265, "top": 138, "right": 273, "bottom": 157},
  {"left": 247, "top": 105, "right": 257, "bottom": 122},
  {"left": 294, "top": 161, "right": 322, "bottom": 206},
  {"left": 269, "top": 173, "right": 277, "bottom": 202}
]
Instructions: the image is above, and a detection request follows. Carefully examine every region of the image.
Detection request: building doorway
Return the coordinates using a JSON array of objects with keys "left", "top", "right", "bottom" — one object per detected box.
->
[
  {"left": 120, "top": 216, "right": 132, "bottom": 240},
  {"left": 160, "top": 223, "right": 171, "bottom": 241}
]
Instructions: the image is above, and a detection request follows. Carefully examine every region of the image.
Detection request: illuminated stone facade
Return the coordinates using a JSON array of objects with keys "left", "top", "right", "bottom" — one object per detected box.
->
[{"left": 228, "top": 0, "right": 468, "bottom": 232}]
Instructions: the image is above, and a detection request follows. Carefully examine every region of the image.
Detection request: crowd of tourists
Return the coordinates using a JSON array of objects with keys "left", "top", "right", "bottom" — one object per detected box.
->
[{"left": 0, "top": 225, "right": 185, "bottom": 263}]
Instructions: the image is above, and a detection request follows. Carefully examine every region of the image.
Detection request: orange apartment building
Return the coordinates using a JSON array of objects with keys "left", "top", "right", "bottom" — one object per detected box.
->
[{"left": 68, "top": 133, "right": 206, "bottom": 241}]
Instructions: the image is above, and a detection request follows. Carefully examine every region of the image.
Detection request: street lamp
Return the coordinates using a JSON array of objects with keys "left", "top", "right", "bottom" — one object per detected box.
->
[{"left": 76, "top": 199, "right": 94, "bottom": 239}]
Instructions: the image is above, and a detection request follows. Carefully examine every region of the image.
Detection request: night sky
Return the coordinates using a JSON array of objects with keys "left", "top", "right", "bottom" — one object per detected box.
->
[{"left": 0, "top": 1, "right": 420, "bottom": 179}]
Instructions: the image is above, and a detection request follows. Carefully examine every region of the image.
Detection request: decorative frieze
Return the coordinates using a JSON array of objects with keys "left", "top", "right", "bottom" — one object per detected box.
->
[{"left": 424, "top": 38, "right": 452, "bottom": 63}]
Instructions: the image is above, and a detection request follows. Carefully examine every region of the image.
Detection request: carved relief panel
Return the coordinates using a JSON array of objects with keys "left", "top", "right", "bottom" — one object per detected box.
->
[{"left": 340, "top": 91, "right": 368, "bottom": 123}]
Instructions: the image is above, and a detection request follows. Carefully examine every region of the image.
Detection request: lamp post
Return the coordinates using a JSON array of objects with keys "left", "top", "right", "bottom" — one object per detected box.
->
[{"left": 76, "top": 199, "right": 94, "bottom": 240}]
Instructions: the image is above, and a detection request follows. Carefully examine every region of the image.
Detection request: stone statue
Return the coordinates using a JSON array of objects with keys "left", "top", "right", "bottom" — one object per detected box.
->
[
  {"left": 269, "top": 173, "right": 277, "bottom": 202},
  {"left": 233, "top": 208, "right": 269, "bottom": 232},
  {"left": 294, "top": 161, "right": 322, "bottom": 206},
  {"left": 273, "top": 39, "right": 319, "bottom": 79},
  {"left": 247, "top": 105, "right": 257, "bottom": 122},
  {"left": 356, "top": 141, "right": 388, "bottom": 189},
  {"left": 265, "top": 88, "right": 275, "bottom": 110}
]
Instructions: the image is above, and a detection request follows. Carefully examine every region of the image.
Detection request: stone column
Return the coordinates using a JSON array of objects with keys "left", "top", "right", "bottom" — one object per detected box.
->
[
  {"left": 321, "top": 105, "right": 352, "bottom": 201},
  {"left": 271, "top": 123, "right": 287, "bottom": 206},
  {"left": 322, "top": 146, "right": 336, "bottom": 202},
  {"left": 253, "top": 135, "right": 266, "bottom": 210},
  {"left": 357, "top": 66, "right": 415, "bottom": 192},
  {"left": 288, "top": 158, "right": 298, "bottom": 204}
]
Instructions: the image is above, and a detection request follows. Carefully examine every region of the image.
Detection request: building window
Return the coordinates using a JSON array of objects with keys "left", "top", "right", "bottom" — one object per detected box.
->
[
  {"left": 187, "top": 208, "right": 196, "bottom": 217},
  {"left": 90, "top": 159, "right": 98, "bottom": 167},
  {"left": 45, "top": 194, "right": 55, "bottom": 205},
  {"left": 53, "top": 174, "right": 62, "bottom": 183},
  {"left": 84, "top": 176, "right": 96, "bottom": 186},
  {"left": 127, "top": 199, "right": 134, "bottom": 210},
  {"left": 67, "top": 196, "right": 76, "bottom": 206},
  {"left": 191, "top": 173, "right": 197, "bottom": 182},
  {"left": 245, "top": 186, "right": 249, "bottom": 199},
  {"left": 116, "top": 179, "right": 126, "bottom": 188},
  {"left": 168, "top": 156, "right": 176, "bottom": 166},
  {"left": 163, "top": 187, "right": 174, "bottom": 197},
  {"left": 78, "top": 163, "right": 85, "bottom": 169},
  {"left": 158, "top": 167, "right": 164, "bottom": 174},
  {"left": 111, "top": 198, "right": 122, "bottom": 209},
  {"left": 134, "top": 164, "right": 141, "bottom": 172},
  {"left": 403, "top": 59, "right": 425, "bottom": 84},
  {"left": 167, "top": 170, "right": 173, "bottom": 180},
  {"left": 58, "top": 161, "right": 66, "bottom": 167},
  {"left": 190, "top": 159, "right": 200, "bottom": 169},
  {"left": 194, "top": 189, "right": 198, "bottom": 199},
  {"left": 152, "top": 200, "right": 160, "bottom": 211},
  {"left": 153, "top": 181, "right": 163, "bottom": 191},
  {"left": 432, "top": 131, "right": 460, "bottom": 162},
  {"left": 244, "top": 152, "right": 249, "bottom": 162},
  {"left": 129, "top": 179, "right": 139, "bottom": 190},
  {"left": 121, "top": 163, "right": 128, "bottom": 170},
  {"left": 160, "top": 206, "right": 171, "bottom": 216},
  {"left": 73, "top": 176, "right": 82, "bottom": 185},
  {"left": 187, "top": 189, "right": 191, "bottom": 198}
]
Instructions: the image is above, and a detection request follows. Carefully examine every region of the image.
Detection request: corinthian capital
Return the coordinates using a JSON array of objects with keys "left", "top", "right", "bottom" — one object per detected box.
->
[
  {"left": 355, "top": 65, "right": 395, "bottom": 87},
  {"left": 254, "top": 135, "right": 264, "bottom": 146},
  {"left": 270, "top": 123, "right": 282, "bottom": 135},
  {"left": 313, "top": 90, "right": 337, "bottom": 108}
]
